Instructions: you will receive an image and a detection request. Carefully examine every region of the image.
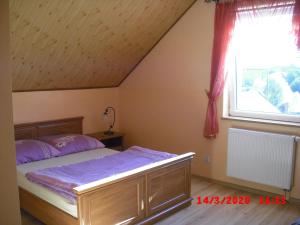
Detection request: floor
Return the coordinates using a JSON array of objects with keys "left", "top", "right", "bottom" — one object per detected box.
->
[{"left": 22, "top": 177, "right": 300, "bottom": 225}]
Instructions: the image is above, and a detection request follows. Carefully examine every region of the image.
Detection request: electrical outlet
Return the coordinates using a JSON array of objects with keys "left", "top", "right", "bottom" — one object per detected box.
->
[{"left": 203, "top": 155, "right": 211, "bottom": 164}]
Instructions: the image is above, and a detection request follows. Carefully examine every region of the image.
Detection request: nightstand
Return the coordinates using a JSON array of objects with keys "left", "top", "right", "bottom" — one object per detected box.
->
[{"left": 87, "top": 131, "right": 124, "bottom": 151}]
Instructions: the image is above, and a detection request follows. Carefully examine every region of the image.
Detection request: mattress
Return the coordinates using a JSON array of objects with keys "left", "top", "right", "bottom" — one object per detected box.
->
[{"left": 17, "top": 148, "right": 118, "bottom": 218}]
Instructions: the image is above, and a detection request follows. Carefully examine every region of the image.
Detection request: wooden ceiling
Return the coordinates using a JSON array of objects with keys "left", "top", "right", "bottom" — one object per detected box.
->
[{"left": 10, "top": 0, "right": 196, "bottom": 91}]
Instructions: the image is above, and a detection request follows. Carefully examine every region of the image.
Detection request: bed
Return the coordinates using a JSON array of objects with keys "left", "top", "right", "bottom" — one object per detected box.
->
[{"left": 15, "top": 117, "right": 194, "bottom": 225}]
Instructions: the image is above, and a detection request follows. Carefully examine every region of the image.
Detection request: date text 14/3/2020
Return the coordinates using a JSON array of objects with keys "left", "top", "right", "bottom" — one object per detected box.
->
[{"left": 196, "top": 196, "right": 287, "bottom": 205}]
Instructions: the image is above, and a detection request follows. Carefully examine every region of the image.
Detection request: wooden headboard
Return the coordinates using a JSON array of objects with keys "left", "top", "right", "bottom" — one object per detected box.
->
[{"left": 14, "top": 117, "right": 83, "bottom": 140}]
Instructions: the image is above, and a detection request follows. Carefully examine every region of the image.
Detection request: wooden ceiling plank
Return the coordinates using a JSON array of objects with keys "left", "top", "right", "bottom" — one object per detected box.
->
[{"left": 10, "top": 0, "right": 196, "bottom": 91}]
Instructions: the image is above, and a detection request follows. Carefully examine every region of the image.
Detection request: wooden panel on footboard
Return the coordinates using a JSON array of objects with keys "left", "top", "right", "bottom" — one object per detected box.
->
[
  {"left": 77, "top": 176, "right": 145, "bottom": 225},
  {"left": 146, "top": 161, "right": 191, "bottom": 217}
]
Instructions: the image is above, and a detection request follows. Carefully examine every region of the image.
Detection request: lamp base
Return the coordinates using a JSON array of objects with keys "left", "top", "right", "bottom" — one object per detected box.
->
[{"left": 104, "top": 130, "right": 114, "bottom": 136}]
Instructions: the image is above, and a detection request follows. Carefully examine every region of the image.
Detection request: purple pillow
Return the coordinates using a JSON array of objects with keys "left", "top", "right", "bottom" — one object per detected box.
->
[
  {"left": 38, "top": 134, "right": 105, "bottom": 156},
  {"left": 16, "top": 139, "right": 60, "bottom": 165}
]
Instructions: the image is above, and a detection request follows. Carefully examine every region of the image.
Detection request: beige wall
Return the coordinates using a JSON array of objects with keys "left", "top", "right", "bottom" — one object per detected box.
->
[
  {"left": 13, "top": 88, "right": 119, "bottom": 134},
  {"left": 120, "top": 1, "right": 300, "bottom": 199},
  {"left": 0, "top": 0, "right": 21, "bottom": 224}
]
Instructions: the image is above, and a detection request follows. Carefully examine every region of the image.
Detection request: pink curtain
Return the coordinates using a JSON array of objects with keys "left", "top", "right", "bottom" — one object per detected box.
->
[
  {"left": 203, "top": 1, "right": 236, "bottom": 138},
  {"left": 293, "top": 0, "right": 300, "bottom": 49},
  {"left": 203, "top": 0, "right": 300, "bottom": 139}
]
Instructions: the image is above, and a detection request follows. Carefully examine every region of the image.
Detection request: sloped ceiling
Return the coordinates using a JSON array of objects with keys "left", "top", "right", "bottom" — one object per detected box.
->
[{"left": 10, "top": 0, "right": 196, "bottom": 91}]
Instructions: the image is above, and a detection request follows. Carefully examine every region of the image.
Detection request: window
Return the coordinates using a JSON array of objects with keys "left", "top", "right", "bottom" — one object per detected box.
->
[{"left": 228, "top": 5, "right": 300, "bottom": 123}]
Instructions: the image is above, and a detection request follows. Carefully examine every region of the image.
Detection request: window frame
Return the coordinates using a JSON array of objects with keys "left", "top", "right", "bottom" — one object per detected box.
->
[
  {"left": 228, "top": 59, "right": 300, "bottom": 124},
  {"left": 225, "top": 5, "right": 300, "bottom": 124}
]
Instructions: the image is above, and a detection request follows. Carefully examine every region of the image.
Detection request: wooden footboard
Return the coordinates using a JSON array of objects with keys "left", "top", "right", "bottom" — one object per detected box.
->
[
  {"left": 20, "top": 153, "right": 193, "bottom": 225},
  {"left": 75, "top": 153, "right": 194, "bottom": 225}
]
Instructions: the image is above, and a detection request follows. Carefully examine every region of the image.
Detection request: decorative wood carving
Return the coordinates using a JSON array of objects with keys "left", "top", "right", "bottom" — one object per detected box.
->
[{"left": 10, "top": 0, "right": 196, "bottom": 91}]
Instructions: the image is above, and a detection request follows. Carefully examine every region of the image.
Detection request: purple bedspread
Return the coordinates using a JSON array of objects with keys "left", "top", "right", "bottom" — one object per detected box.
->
[{"left": 25, "top": 146, "right": 177, "bottom": 203}]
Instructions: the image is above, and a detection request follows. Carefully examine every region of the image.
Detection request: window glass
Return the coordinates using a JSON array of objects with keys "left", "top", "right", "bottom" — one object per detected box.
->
[{"left": 229, "top": 8, "right": 300, "bottom": 122}]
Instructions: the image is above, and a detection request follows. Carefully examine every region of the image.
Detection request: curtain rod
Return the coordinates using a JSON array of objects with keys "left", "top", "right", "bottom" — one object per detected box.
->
[{"left": 205, "top": 0, "right": 220, "bottom": 3}]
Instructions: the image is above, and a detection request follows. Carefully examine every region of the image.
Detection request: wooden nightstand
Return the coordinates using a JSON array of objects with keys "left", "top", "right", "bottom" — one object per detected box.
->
[{"left": 87, "top": 131, "right": 124, "bottom": 151}]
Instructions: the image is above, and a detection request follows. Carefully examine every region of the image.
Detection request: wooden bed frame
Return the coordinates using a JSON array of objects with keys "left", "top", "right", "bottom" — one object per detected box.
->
[{"left": 15, "top": 117, "right": 194, "bottom": 225}]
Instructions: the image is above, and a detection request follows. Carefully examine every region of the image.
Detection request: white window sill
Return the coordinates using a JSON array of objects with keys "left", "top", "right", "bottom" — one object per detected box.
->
[{"left": 222, "top": 115, "right": 300, "bottom": 128}]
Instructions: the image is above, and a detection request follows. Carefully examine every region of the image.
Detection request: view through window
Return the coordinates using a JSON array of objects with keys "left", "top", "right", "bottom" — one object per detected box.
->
[{"left": 229, "top": 7, "right": 300, "bottom": 123}]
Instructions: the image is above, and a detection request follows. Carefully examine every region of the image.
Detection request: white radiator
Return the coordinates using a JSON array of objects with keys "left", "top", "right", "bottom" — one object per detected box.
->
[{"left": 227, "top": 128, "right": 296, "bottom": 190}]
